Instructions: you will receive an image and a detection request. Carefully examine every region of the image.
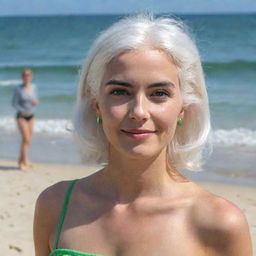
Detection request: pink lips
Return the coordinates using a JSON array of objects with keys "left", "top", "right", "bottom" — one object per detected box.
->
[{"left": 121, "top": 129, "right": 156, "bottom": 139}]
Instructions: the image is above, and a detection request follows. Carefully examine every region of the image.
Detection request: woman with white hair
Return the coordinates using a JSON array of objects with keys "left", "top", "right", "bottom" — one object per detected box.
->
[{"left": 34, "top": 14, "right": 252, "bottom": 256}]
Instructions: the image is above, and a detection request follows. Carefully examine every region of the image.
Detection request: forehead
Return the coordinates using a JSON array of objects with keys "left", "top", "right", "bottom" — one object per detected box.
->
[
  {"left": 104, "top": 49, "right": 179, "bottom": 82},
  {"left": 23, "top": 71, "right": 32, "bottom": 76}
]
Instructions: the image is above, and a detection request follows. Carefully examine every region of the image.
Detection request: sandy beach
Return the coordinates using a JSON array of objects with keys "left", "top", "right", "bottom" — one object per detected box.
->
[{"left": 0, "top": 158, "right": 255, "bottom": 255}]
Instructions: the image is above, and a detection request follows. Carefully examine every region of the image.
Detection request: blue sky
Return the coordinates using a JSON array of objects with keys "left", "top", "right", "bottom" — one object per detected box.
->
[{"left": 0, "top": 0, "right": 256, "bottom": 16}]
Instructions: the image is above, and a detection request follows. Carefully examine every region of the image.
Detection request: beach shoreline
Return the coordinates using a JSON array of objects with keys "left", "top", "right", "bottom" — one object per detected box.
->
[
  {"left": 1, "top": 128, "right": 255, "bottom": 187},
  {"left": 0, "top": 158, "right": 255, "bottom": 255}
]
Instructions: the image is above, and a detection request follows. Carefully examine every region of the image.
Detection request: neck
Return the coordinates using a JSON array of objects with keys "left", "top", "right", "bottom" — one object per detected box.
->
[
  {"left": 99, "top": 148, "right": 180, "bottom": 203},
  {"left": 23, "top": 82, "right": 31, "bottom": 87}
]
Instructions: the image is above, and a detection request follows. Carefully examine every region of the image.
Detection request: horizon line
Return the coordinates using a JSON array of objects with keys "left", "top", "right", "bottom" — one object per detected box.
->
[{"left": 0, "top": 11, "right": 255, "bottom": 18}]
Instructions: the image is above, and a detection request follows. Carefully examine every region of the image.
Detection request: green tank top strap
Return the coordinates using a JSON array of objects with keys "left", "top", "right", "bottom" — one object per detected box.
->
[{"left": 53, "top": 179, "right": 79, "bottom": 250}]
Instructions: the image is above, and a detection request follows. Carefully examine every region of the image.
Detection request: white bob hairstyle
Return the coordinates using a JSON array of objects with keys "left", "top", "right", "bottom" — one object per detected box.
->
[{"left": 73, "top": 14, "right": 211, "bottom": 171}]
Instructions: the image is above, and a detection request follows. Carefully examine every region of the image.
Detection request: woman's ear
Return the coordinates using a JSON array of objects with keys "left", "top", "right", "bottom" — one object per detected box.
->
[
  {"left": 179, "top": 108, "right": 185, "bottom": 119},
  {"left": 84, "top": 86, "right": 101, "bottom": 116},
  {"left": 91, "top": 98, "right": 101, "bottom": 116}
]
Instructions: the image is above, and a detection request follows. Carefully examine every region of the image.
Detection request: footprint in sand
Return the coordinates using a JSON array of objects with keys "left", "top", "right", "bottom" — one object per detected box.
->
[{"left": 9, "top": 244, "right": 22, "bottom": 253}]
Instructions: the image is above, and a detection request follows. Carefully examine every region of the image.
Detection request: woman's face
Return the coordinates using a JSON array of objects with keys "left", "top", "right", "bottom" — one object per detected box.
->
[
  {"left": 22, "top": 71, "right": 33, "bottom": 84},
  {"left": 94, "top": 49, "right": 184, "bottom": 160}
]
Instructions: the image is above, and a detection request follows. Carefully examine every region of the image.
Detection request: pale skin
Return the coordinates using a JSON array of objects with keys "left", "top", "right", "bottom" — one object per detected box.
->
[
  {"left": 17, "top": 70, "right": 39, "bottom": 170},
  {"left": 34, "top": 49, "right": 253, "bottom": 255}
]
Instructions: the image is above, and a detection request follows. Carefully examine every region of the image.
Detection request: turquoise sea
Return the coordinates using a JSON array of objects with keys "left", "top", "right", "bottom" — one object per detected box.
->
[{"left": 0, "top": 14, "right": 255, "bottom": 184}]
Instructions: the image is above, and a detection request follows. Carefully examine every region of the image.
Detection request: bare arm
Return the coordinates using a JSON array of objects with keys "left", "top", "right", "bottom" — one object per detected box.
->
[
  {"left": 33, "top": 191, "right": 52, "bottom": 256},
  {"left": 32, "top": 99, "right": 39, "bottom": 105},
  {"left": 33, "top": 181, "right": 69, "bottom": 256}
]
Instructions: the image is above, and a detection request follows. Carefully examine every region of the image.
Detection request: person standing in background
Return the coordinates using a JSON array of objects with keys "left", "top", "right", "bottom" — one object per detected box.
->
[{"left": 12, "top": 69, "right": 39, "bottom": 170}]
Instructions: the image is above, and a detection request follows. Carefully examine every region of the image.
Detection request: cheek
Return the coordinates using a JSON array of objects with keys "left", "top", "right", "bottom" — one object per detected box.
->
[
  {"left": 99, "top": 103, "right": 128, "bottom": 146},
  {"left": 100, "top": 101, "right": 127, "bottom": 127},
  {"left": 155, "top": 103, "right": 181, "bottom": 129}
]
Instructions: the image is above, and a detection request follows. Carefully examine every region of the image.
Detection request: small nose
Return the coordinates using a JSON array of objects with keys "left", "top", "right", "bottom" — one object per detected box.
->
[{"left": 128, "top": 94, "right": 150, "bottom": 121}]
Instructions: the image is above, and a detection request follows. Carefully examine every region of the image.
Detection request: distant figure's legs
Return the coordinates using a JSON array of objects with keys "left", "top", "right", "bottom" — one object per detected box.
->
[
  {"left": 16, "top": 117, "right": 34, "bottom": 170},
  {"left": 27, "top": 118, "right": 35, "bottom": 167}
]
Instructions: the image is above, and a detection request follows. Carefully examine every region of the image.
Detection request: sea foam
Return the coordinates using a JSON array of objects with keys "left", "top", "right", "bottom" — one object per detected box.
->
[
  {"left": 0, "top": 116, "right": 72, "bottom": 135},
  {"left": 0, "top": 80, "right": 22, "bottom": 87},
  {"left": 0, "top": 116, "right": 256, "bottom": 147},
  {"left": 212, "top": 128, "right": 256, "bottom": 147}
]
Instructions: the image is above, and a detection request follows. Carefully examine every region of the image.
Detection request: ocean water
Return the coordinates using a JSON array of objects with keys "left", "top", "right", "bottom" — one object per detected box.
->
[{"left": 0, "top": 14, "right": 255, "bottom": 184}]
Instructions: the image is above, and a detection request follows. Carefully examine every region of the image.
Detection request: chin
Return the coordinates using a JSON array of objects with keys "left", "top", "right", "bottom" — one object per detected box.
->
[{"left": 119, "top": 144, "right": 164, "bottom": 160}]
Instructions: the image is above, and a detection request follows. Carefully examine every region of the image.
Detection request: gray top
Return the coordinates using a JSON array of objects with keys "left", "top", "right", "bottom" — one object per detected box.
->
[{"left": 12, "top": 84, "right": 38, "bottom": 114}]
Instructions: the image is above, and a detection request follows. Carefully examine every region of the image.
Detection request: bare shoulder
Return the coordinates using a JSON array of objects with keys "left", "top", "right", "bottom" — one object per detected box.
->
[
  {"left": 34, "top": 180, "right": 74, "bottom": 233},
  {"left": 36, "top": 180, "right": 72, "bottom": 216},
  {"left": 190, "top": 184, "right": 253, "bottom": 255},
  {"left": 35, "top": 169, "right": 104, "bottom": 215},
  {"left": 34, "top": 180, "right": 74, "bottom": 254},
  {"left": 191, "top": 186, "right": 246, "bottom": 230},
  {"left": 34, "top": 174, "right": 99, "bottom": 226}
]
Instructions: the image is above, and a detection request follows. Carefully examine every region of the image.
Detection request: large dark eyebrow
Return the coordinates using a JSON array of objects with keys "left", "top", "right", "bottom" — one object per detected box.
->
[{"left": 105, "top": 79, "right": 175, "bottom": 88}]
